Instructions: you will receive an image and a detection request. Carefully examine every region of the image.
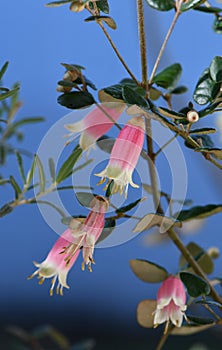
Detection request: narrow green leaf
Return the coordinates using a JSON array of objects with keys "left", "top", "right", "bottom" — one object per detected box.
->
[
  {"left": 85, "top": 15, "right": 117, "bottom": 29},
  {"left": 103, "top": 84, "right": 124, "bottom": 100},
  {"left": 195, "top": 147, "right": 222, "bottom": 159},
  {"left": 210, "top": 56, "right": 222, "bottom": 82},
  {"left": 171, "top": 323, "right": 215, "bottom": 335},
  {"left": 0, "top": 61, "right": 9, "bottom": 81},
  {"left": 184, "top": 134, "right": 214, "bottom": 150},
  {"left": 61, "top": 62, "right": 85, "bottom": 72},
  {"left": 74, "top": 75, "right": 97, "bottom": 90},
  {"left": 176, "top": 204, "right": 222, "bottom": 221},
  {"left": 153, "top": 63, "right": 182, "bottom": 90},
  {"left": 199, "top": 100, "right": 222, "bottom": 117},
  {"left": 75, "top": 191, "right": 95, "bottom": 207},
  {"left": 97, "top": 135, "right": 115, "bottom": 154},
  {"left": 9, "top": 175, "right": 22, "bottom": 199},
  {"left": 130, "top": 259, "right": 168, "bottom": 283},
  {"left": 57, "top": 91, "right": 94, "bottom": 109},
  {"left": 193, "top": 68, "right": 220, "bottom": 105},
  {"left": 35, "top": 155, "right": 46, "bottom": 193},
  {"left": 194, "top": 6, "right": 222, "bottom": 14},
  {"left": 0, "top": 87, "right": 19, "bottom": 101},
  {"left": 170, "top": 85, "right": 188, "bottom": 94},
  {"left": 180, "top": 0, "right": 205, "bottom": 12},
  {"left": 189, "top": 127, "right": 216, "bottom": 135},
  {"left": 45, "top": 0, "right": 72, "bottom": 7},
  {"left": 122, "top": 86, "right": 150, "bottom": 109},
  {"left": 0, "top": 203, "right": 13, "bottom": 217},
  {"left": 116, "top": 198, "right": 144, "bottom": 213},
  {"left": 6, "top": 117, "right": 44, "bottom": 138},
  {"left": 32, "top": 200, "right": 66, "bottom": 218},
  {"left": 0, "top": 179, "right": 9, "bottom": 185},
  {"left": 145, "top": 0, "right": 175, "bottom": 11},
  {"left": 56, "top": 145, "right": 82, "bottom": 183},
  {"left": 26, "top": 155, "right": 37, "bottom": 187},
  {"left": 15, "top": 151, "right": 26, "bottom": 184},
  {"left": 158, "top": 107, "right": 185, "bottom": 120},
  {"left": 180, "top": 272, "right": 211, "bottom": 297},
  {"left": 48, "top": 158, "right": 56, "bottom": 182}
]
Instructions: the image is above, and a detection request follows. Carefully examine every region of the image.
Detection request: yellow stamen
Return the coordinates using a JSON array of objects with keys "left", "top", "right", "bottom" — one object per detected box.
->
[{"left": 39, "top": 277, "right": 45, "bottom": 285}]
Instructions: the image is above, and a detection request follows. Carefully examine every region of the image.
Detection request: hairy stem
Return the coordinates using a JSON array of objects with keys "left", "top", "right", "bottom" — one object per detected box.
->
[{"left": 137, "top": 0, "right": 148, "bottom": 90}]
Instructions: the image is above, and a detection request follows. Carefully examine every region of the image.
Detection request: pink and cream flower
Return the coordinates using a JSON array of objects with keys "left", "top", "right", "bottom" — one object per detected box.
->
[
  {"left": 29, "top": 196, "right": 108, "bottom": 295},
  {"left": 153, "top": 276, "right": 187, "bottom": 333},
  {"left": 95, "top": 116, "right": 145, "bottom": 197},
  {"left": 65, "top": 103, "right": 124, "bottom": 151}
]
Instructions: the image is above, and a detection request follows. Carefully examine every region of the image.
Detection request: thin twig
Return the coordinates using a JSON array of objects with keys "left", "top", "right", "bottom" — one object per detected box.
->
[
  {"left": 137, "top": 0, "right": 148, "bottom": 90},
  {"left": 149, "top": 8, "right": 181, "bottom": 84}
]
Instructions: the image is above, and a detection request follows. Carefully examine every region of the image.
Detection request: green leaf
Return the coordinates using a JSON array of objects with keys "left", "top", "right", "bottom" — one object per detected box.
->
[
  {"left": 145, "top": 0, "right": 175, "bottom": 11},
  {"left": 15, "top": 151, "right": 26, "bottom": 184},
  {"left": 103, "top": 84, "right": 124, "bottom": 100},
  {"left": 105, "top": 180, "right": 114, "bottom": 198},
  {"left": 199, "top": 100, "right": 222, "bottom": 117},
  {"left": 133, "top": 213, "right": 182, "bottom": 233},
  {"left": 75, "top": 191, "right": 95, "bottom": 207},
  {"left": 26, "top": 156, "right": 37, "bottom": 187},
  {"left": 137, "top": 300, "right": 157, "bottom": 328},
  {"left": 187, "top": 315, "right": 214, "bottom": 325},
  {"left": 0, "top": 61, "right": 9, "bottom": 81},
  {"left": 48, "top": 158, "right": 56, "bottom": 182},
  {"left": 122, "top": 86, "right": 150, "bottom": 109},
  {"left": 184, "top": 134, "right": 214, "bottom": 150},
  {"left": 97, "top": 135, "right": 115, "bottom": 153},
  {"left": 96, "top": 218, "right": 116, "bottom": 243},
  {"left": 0, "top": 203, "right": 13, "bottom": 217},
  {"left": 189, "top": 127, "right": 216, "bottom": 135},
  {"left": 45, "top": 0, "right": 72, "bottom": 7},
  {"left": 9, "top": 175, "right": 22, "bottom": 199},
  {"left": 0, "top": 87, "right": 19, "bottom": 101},
  {"left": 158, "top": 107, "right": 185, "bottom": 120},
  {"left": 210, "top": 56, "right": 222, "bottom": 82},
  {"left": 213, "top": 17, "right": 222, "bottom": 34},
  {"left": 176, "top": 204, "right": 222, "bottom": 221},
  {"left": 35, "top": 155, "right": 46, "bottom": 193},
  {"left": 0, "top": 178, "right": 9, "bottom": 185},
  {"left": 130, "top": 259, "right": 168, "bottom": 283},
  {"left": 194, "top": 6, "right": 222, "bottom": 14},
  {"left": 85, "top": 15, "right": 117, "bottom": 29},
  {"left": 32, "top": 200, "right": 66, "bottom": 218},
  {"left": 195, "top": 147, "right": 222, "bottom": 159},
  {"left": 61, "top": 62, "right": 85, "bottom": 72},
  {"left": 170, "top": 85, "right": 188, "bottom": 94},
  {"left": 179, "top": 242, "right": 214, "bottom": 275},
  {"left": 180, "top": 272, "right": 211, "bottom": 297},
  {"left": 193, "top": 68, "right": 220, "bottom": 105},
  {"left": 116, "top": 198, "right": 144, "bottom": 213},
  {"left": 153, "top": 63, "right": 182, "bottom": 90},
  {"left": 74, "top": 75, "right": 97, "bottom": 90},
  {"left": 56, "top": 145, "right": 82, "bottom": 183},
  {"left": 180, "top": 0, "right": 205, "bottom": 12},
  {"left": 57, "top": 91, "right": 94, "bottom": 109}
]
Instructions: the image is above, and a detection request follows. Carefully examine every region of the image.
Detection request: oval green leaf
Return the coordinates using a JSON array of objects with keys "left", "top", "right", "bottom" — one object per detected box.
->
[
  {"left": 180, "top": 272, "right": 211, "bottom": 297},
  {"left": 129, "top": 259, "right": 168, "bottom": 283},
  {"left": 137, "top": 300, "right": 156, "bottom": 328},
  {"left": 153, "top": 63, "right": 182, "bottom": 90},
  {"left": 57, "top": 91, "right": 95, "bottom": 109},
  {"left": 145, "top": 0, "right": 175, "bottom": 11},
  {"left": 176, "top": 204, "right": 222, "bottom": 221},
  {"left": 210, "top": 56, "right": 222, "bottom": 82}
]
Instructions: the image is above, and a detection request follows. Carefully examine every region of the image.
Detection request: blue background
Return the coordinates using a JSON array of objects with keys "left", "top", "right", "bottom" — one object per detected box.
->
[{"left": 1, "top": 0, "right": 222, "bottom": 347}]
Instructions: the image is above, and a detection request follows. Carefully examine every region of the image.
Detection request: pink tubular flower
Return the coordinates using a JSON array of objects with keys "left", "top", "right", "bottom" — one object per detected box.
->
[
  {"left": 95, "top": 116, "right": 145, "bottom": 197},
  {"left": 63, "top": 195, "right": 109, "bottom": 272},
  {"left": 28, "top": 227, "right": 81, "bottom": 296},
  {"left": 153, "top": 276, "right": 187, "bottom": 333},
  {"left": 65, "top": 103, "right": 125, "bottom": 151}
]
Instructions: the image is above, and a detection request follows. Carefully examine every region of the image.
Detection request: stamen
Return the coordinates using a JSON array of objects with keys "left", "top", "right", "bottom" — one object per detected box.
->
[
  {"left": 49, "top": 276, "right": 57, "bottom": 296},
  {"left": 81, "top": 262, "right": 85, "bottom": 271},
  {"left": 164, "top": 320, "right": 170, "bottom": 335},
  {"left": 97, "top": 177, "right": 106, "bottom": 185},
  {"left": 39, "top": 277, "right": 45, "bottom": 285},
  {"left": 27, "top": 270, "right": 39, "bottom": 280},
  {"left": 87, "top": 263, "right": 92, "bottom": 273}
]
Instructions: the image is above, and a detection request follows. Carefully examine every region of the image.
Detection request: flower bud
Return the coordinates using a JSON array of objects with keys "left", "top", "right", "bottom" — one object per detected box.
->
[
  {"left": 187, "top": 110, "right": 199, "bottom": 123},
  {"left": 207, "top": 246, "right": 220, "bottom": 259},
  {"left": 56, "top": 85, "right": 72, "bottom": 93},
  {"left": 70, "top": 1, "right": 85, "bottom": 12},
  {"left": 63, "top": 70, "right": 79, "bottom": 81}
]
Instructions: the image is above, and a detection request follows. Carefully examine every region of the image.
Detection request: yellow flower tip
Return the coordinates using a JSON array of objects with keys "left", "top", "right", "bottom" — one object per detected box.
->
[
  {"left": 81, "top": 262, "right": 85, "bottom": 271},
  {"left": 49, "top": 289, "right": 53, "bottom": 297},
  {"left": 27, "top": 274, "right": 33, "bottom": 280},
  {"left": 88, "top": 264, "right": 93, "bottom": 273}
]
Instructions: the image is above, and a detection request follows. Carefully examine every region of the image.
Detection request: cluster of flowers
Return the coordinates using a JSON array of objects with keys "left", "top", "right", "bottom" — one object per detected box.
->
[{"left": 29, "top": 103, "right": 187, "bottom": 330}]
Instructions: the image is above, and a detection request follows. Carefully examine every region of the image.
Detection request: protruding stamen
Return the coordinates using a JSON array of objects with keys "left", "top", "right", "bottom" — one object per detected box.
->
[
  {"left": 27, "top": 270, "right": 39, "bottom": 280},
  {"left": 39, "top": 277, "right": 45, "bottom": 285},
  {"left": 50, "top": 276, "right": 57, "bottom": 296},
  {"left": 81, "top": 262, "right": 85, "bottom": 271}
]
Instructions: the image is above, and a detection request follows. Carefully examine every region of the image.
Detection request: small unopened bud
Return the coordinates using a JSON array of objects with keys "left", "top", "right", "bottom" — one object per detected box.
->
[
  {"left": 56, "top": 85, "right": 72, "bottom": 93},
  {"left": 207, "top": 246, "right": 220, "bottom": 259},
  {"left": 69, "top": 2, "right": 85, "bottom": 12},
  {"left": 63, "top": 70, "right": 79, "bottom": 81},
  {"left": 187, "top": 110, "right": 199, "bottom": 123}
]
